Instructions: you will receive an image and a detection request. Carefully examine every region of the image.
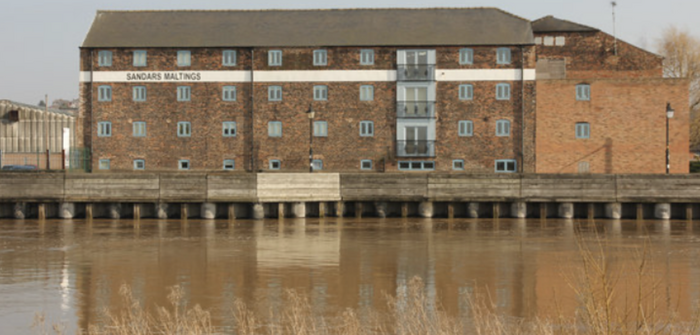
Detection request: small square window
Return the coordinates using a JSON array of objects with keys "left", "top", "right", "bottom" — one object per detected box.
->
[
  {"left": 312, "top": 159, "right": 323, "bottom": 170},
  {"left": 576, "top": 84, "right": 591, "bottom": 101},
  {"left": 459, "top": 84, "right": 473, "bottom": 100},
  {"left": 177, "top": 86, "right": 191, "bottom": 101},
  {"left": 459, "top": 48, "right": 474, "bottom": 65},
  {"left": 269, "top": 160, "right": 281, "bottom": 170},
  {"left": 177, "top": 50, "right": 191, "bottom": 66},
  {"left": 496, "top": 83, "right": 511, "bottom": 100},
  {"left": 268, "top": 50, "right": 282, "bottom": 66},
  {"left": 555, "top": 36, "right": 566, "bottom": 46},
  {"left": 268, "top": 121, "right": 282, "bottom": 137},
  {"left": 134, "top": 159, "right": 145, "bottom": 170},
  {"left": 360, "top": 49, "right": 374, "bottom": 65},
  {"left": 360, "top": 85, "right": 374, "bottom": 101},
  {"left": 223, "top": 159, "right": 235, "bottom": 170},
  {"left": 313, "top": 50, "right": 327, "bottom": 66},
  {"left": 578, "top": 161, "right": 590, "bottom": 173},
  {"left": 177, "top": 121, "right": 191, "bottom": 137},
  {"left": 314, "top": 121, "right": 328, "bottom": 137},
  {"left": 458, "top": 120, "right": 473, "bottom": 137},
  {"left": 223, "top": 121, "right": 237, "bottom": 137},
  {"left": 223, "top": 50, "right": 237, "bottom": 66},
  {"left": 98, "top": 51, "right": 112, "bottom": 67},
  {"left": 361, "top": 159, "right": 373, "bottom": 170},
  {"left": 98, "top": 159, "right": 110, "bottom": 170},
  {"left": 534, "top": 37, "right": 543, "bottom": 45},
  {"left": 223, "top": 86, "right": 237, "bottom": 101},
  {"left": 268, "top": 86, "right": 282, "bottom": 101},
  {"left": 179, "top": 160, "right": 190, "bottom": 170},
  {"left": 314, "top": 85, "right": 328, "bottom": 101},
  {"left": 544, "top": 36, "right": 555, "bottom": 46},
  {"left": 359, "top": 121, "right": 374, "bottom": 137},
  {"left": 133, "top": 86, "right": 146, "bottom": 102},
  {"left": 576, "top": 122, "right": 590, "bottom": 139},
  {"left": 97, "top": 122, "right": 112, "bottom": 137},
  {"left": 497, "top": 48, "right": 511, "bottom": 64},
  {"left": 495, "top": 159, "right": 517, "bottom": 173},
  {"left": 496, "top": 120, "right": 511, "bottom": 137},
  {"left": 453, "top": 160, "right": 465, "bottom": 170},
  {"left": 98, "top": 86, "right": 112, "bottom": 102},
  {"left": 133, "top": 121, "right": 146, "bottom": 137},
  {"left": 133, "top": 50, "right": 147, "bottom": 67}
]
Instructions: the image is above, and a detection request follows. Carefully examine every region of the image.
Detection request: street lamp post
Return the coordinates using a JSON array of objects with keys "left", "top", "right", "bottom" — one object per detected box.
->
[
  {"left": 666, "top": 103, "right": 674, "bottom": 175},
  {"left": 306, "top": 105, "right": 315, "bottom": 173}
]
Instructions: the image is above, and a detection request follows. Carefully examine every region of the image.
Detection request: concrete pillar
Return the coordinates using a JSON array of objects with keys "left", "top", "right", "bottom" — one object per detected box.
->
[
  {"left": 38, "top": 203, "right": 46, "bottom": 220},
  {"left": 686, "top": 204, "right": 693, "bottom": 221},
  {"left": 418, "top": 201, "right": 433, "bottom": 218},
  {"left": 375, "top": 202, "right": 388, "bottom": 218},
  {"left": 401, "top": 202, "right": 409, "bottom": 218},
  {"left": 156, "top": 203, "right": 168, "bottom": 219},
  {"left": 467, "top": 202, "right": 479, "bottom": 218},
  {"left": 292, "top": 202, "right": 306, "bottom": 218},
  {"left": 605, "top": 203, "right": 622, "bottom": 219},
  {"left": 334, "top": 201, "right": 344, "bottom": 217},
  {"left": 558, "top": 203, "right": 574, "bottom": 219},
  {"left": 252, "top": 203, "right": 264, "bottom": 220},
  {"left": 511, "top": 202, "right": 526, "bottom": 218},
  {"left": 636, "top": 204, "right": 644, "bottom": 220},
  {"left": 85, "top": 203, "right": 93, "bottom": 220},
  {"left": 355, "top": 202, "right": 363, "bottom": 219},
  {"left": 133, "top": 204, "right": 141, "bottom": 220},
  {"left": 447, "top": 203, "right": 455, "bottom": 219},
  {"left": 201, "top": 203, "right": 216, "bottom": 219},
  {"left": 228, "top": 203, "right": 236, "bottom": 220},
  {"left": 654, "top": 203, "right": 671, "bottom": 220},
  {"left": 109, "top": 203, "right": 121, "bottom": 219},
  {"left": 319, "top": 202, "right": 326, "bottom": 218},
  {"left": 492, "top": 203, "right": 500, "bottom": 219},
  {"left": 180, "top": 204, "right": 188, "bottom": 220},
  {"left": 539, "top": 203, "right": 547, "bottom": 219},
  {"left": 587, "top": 203, "right": 595, "bottom": 220},
  {"left": 278, "top": 203, "right": 286, "bottom": 219},
  {"left": 59, "top": 203, "right": 75, "bottom": 219}
]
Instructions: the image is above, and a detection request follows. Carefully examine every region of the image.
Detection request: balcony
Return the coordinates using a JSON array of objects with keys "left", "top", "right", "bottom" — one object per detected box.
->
[
  {"left": 396, "top": 140, "right": 436, "bottom": 158},
  {"left": 397, "top": 64, "right": 435, "bottom": 81},
  {"left": 397, "top": 101, "right": 436, "bottom": 119}
]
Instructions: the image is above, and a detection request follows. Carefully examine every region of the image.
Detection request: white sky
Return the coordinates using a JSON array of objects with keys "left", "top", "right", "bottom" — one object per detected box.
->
[{"left": 0, "top": 0, "right": 697, "bottom": 105}]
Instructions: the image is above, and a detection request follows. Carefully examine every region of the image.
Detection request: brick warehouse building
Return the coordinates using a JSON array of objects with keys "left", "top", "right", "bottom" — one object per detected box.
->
[{"left": 78, "top": 8, "right": 689, "bottom": 173}]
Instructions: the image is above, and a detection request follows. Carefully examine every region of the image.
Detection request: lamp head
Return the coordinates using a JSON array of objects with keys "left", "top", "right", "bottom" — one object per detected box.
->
[
  {"left": 306, "top": 105, "right": 315, "bottom": 119},
  {"left": 666, "top": 103, "right": 674, "bottom": 119}
]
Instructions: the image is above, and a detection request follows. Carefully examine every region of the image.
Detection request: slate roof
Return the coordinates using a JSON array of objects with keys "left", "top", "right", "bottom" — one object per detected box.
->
[
  {"left": 531, "top": 16, "right": 599, "bottom": 33},
  {"left": 81, "top": 8, "right": 534, "bottom": 48}
]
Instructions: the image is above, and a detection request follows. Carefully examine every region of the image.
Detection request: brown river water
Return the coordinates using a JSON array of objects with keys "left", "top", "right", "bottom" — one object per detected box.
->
[{"left": 1, "top": 218, "right": 699, "bottom": 334}]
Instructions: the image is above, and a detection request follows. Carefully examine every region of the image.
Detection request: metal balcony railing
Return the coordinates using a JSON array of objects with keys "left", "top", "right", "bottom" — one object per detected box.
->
[
  {"left": 397, "top": 101, "right": 436, "bottom": 118},
  {"left": 396, "top": 140, "right": 436, "bottom": 158},
  {"left": 397, "top": 64, "right": 436, "bottom": 81}
]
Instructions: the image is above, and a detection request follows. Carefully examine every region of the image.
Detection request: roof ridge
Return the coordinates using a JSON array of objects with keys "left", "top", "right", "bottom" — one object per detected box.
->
[
  {"left": 96, "top": 7, "right": 505, "bottom": 14},
  {"left": 0, "top": 99, "right": 74, "bottom": 116}
]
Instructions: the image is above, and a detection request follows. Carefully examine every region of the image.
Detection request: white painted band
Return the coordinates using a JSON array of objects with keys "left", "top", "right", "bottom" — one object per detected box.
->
[
  {"left": 81, "top": 71, "right": 252, "bottom": 83},
  {"left": 254, "top": 70, "right": 397, "bottom": 82},
  {"left": 436, "top": 69, "right": 536, "bottom": 81}
]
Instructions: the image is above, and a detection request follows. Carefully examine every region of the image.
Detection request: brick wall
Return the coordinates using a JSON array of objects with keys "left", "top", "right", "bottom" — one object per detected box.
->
[{"left": 536, "top": 78, "right": 689, "bottom": 174}]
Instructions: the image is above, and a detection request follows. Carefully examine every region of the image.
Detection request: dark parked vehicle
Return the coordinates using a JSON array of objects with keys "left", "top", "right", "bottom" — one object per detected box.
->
[{"left": 1, "top": 165, "right": 38, "bottom": 171}]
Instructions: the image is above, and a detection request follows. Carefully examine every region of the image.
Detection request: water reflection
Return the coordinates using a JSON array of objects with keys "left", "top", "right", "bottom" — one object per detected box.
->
[{"left": 0, "top": 218, "right": 699, "bottom": 334}]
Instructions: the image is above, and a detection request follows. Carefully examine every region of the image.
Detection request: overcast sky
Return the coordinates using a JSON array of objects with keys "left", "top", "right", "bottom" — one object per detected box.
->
[{"left": 0, "top": 0, "right": 697, "bottom": 105}]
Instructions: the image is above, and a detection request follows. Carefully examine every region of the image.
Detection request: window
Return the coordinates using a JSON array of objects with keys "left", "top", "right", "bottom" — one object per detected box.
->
[
  {"left": 497, "top": 48, "right": 511, "bottom": 64},
  {"left": 98, "top": 51, "right": 112, "bottom": 67},
  {"left": 458, "top": 120, "right": 473, "bottom": 137},
  {"left": 133, "top": 122, "right": 146, "bottom": 137},
  {"left": 177, "top": 121, "right": 191, "bottom": 137},
  {"left": 544, "top": 36, "right": 555, "bottom": 46},
  {"left": 98, "top": 159, "right": 110, "bottom": 170},
  {"left": 268, "top": 50, "right": 282, "bottom": 66},
  {"left": 398, "top": 161, "right": 435, "bottom": 171},
  {"left": 496, "top": 120, "right": 511, "bottom": 137},
  {"left": 312, "top": 159, "right": 323, "bottom": 170},
  {"left": 268, "top": 86, "right": 282, "bottom": 101},
  {"left": 133, "top": 50, "right": 147, "bottom": 67},
  {"left": 459, "top": 48, "right": 474, "bottom": 65},
  {"left": 177, "top": 86, "right": 191, "bottom": 101},
  {"left": 222, "top": 50, "right": 237, "bottom": 66},
  {"left": 555, "top": 36, "right": 566, "bottom": 46},
  {"left": 133, "top": 86, "right": 146, "bottom": 101},
  {"left": 314, "top": 121, "right": 328, "bottom": 137},
  {"left": 534, "top": 37, "right": 543, "bottom": 45},
  {"left": 359, "top": 121, "right": 374, "bottom": 137},
  {"left": 496, "top": 83, "right": 511, "bottom": 100},
  {"left": 222, "top": 121, "right": 237, "bottom": 137},
  {"left": 453, "top": 159, "right": 465, "bottom": 170},
  {"left": 576, "top": 122, "right": 590, "bottom": 139},
  {"left": 268, "top": 121, "right": 282, "bottom": 137},
  {"left": 459, "top": 84, "right": 473, "bottom": 100},
  {"left": 495, "top": 159, "right": 517, "bottom": 173},
  {"left": 177, "top": 50, "right": 191, "bottom": 66},
  {"left": 223, "top": 159, "right": 235, "bottom": 170},
  {"left": 97, "top": 122, "right": 111, "bottom": 137},
  {"left": 313, "top": 50, "right": 327, "bottom": 66},
  {"left": 576, "top": 84, "right": 591, "bottom": 101},
  {"left": 578, "top": 161, "right": 590, "bottom": 173},
  {"left": 269, "top": 159, "right": 281, "bottom": 170},
  {"left": 223, "top": 86, "right": 237, "bottom": 101},
  {"left": 134, "top": 159, "right": 145, "bottom": 170},
  {"left": 361, "top": 160, "right": 373, "bottom": 170},
  {"left": 313, "top": 85, "right": 328, "bottom": 101},
  {"left": 98, "top": 86, "right": 112, "bottom": 102},
  {"left": 360, "top": 49, "right": 374, "bottom": 65},
  {"left": 360, "top": 85, "right": 374, "bottom": 101},
  {"left": 178, "top": 160, "right": 190, "bottom": 170}
]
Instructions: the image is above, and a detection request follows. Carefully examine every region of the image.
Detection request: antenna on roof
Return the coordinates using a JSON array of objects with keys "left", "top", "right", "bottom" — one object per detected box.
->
[{"left": 611, "top": 1, "right": 618, "bottom": 56}]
